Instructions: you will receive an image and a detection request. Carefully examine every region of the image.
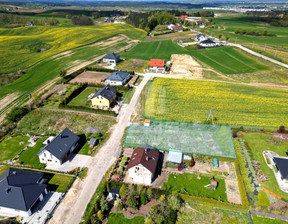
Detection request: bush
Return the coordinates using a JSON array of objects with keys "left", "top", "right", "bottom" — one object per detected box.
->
[
  {"left": 127, "top": 195, "right": 139, "bottom": 210},
  {"left": 100, "top": 196, "right": 109, "bottom": 213},
  {"left": 97, "top": 210, "right": 103, "bottom": 221},
  {"left": 120, "top": 160, "right": 126, "bottom": 166},
  {"left": 6, "top": 106, "right": 29, "bottom": 122},
  {"left": 120, "top": 184, "right": 128, "bottom": 198},
  {"left": 258, "top": 191, "right": 270, "bottom": 207},
  {"left": 140, "top": 192, "right": 148, "bottom": 205}
]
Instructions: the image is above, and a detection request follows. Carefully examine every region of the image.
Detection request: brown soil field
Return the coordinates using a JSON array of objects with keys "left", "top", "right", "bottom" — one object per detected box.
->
[{"left": 69, "top": 71, "right": 110, "bottom": 84}]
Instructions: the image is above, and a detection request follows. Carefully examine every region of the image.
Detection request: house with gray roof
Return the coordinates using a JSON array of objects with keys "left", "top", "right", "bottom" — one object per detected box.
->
[
  {"left": 103, "top": 53, "right": 120, "bottom": 65},
  {"left": 0, "top": 168, "right": 47, "bottom": 217},
  {"left": 91, "top": 86, "right": 117, "bottom": 109},
  {"left": 195, "top": 33, "right": 206, "bottom": 42},
  {"left": 105, "top": 71, "right": 130, "bottom": 86},
  {"left": 200, "top": 38, "right": 218, "bottom": 48},
  {"left": 37, "top": 128, "right": 80, "bottom": 165}
]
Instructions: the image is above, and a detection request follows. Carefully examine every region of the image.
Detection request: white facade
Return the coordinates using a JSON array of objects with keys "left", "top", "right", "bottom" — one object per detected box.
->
[
  {"left": 103, "top": 58, "right": 117, "bottom": 65},
  {"left": 196, "top": 35, "right": 206, "bottom": 42},
  {"left": 128, "top": 164, "right": 154, "bottom": 185},
  {"left": 38, "top": 145, "right": 76, "bottom": 165},
  {"left": 105, "top": 75, "right": 130, "bottom": 86},
  {"left": 200, "top": 42, "right": 218, "bottom": 48},
  {"left": 149, "top": 66, "right": 166, "bottom": 73},
  {"left": 167, "top": 24, "right": 175, "bottom": 30}
]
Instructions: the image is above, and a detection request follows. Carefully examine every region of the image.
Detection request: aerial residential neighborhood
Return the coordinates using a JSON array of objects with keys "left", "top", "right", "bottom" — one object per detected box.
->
[{"left": 0, "top": 1, "right": 288, "bottom": 224}]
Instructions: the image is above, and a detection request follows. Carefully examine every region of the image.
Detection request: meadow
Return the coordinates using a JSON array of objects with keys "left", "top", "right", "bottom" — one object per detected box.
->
[
  {"left": 144, "top": 78, "right": 288, "bottom": 127},
  {"left": 0, "top": 24, "right": 146, "bottom": 74}
]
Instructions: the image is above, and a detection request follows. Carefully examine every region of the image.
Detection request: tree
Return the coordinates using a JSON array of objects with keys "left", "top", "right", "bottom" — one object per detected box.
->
[
  {"left": 97, "top": 210, "right": 103, "bottom": 221},
  {"left": 146, "top": 188, "right": 153, "bottom": 200},
  {"left": 119, "top": 184, "right": 128, "bottom": 198},
  {"left": 127, "top": 195, "right": 139, "bottom": 210},
  {"left": 217, "top": 33, "right": 223, "bottom": 39},
  {"left": 92, "top": 11, "right": 101, "bottom": 19},
  {"left": 258, "top": 191, "right": 270, "bottom": 207},
  {"left": 5, "top": 106, "right": 28, "bottom": 122},
  {"left": 140, "top": 191, "right": 148, "bottom": 205},
  {"left": 167, "top": 193, "right": 181, "bottom": 211},
  {"left": 225, "top": 36, "right": 230, "bottom": 41},
  {"left": 100, "top": 196, "right": 109, "bottom": 213},
  {"left": 114, "top": 199, "right": 123, "bottom": 210},
  {"left": 59, "top": 70, "right": 67, "bottom": 78},
  {"left": 234, "top": 28, "right": 239, "bottom": 34}
]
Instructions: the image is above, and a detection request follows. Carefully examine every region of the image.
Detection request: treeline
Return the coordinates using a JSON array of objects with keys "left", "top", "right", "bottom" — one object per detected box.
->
[
  {"left": 246, "top": 10, "right": 288, "bottom": 27},
  {"left": 234, "top": 28, "right": 275, "bottom": 36},
  {"left": 70, "top": 15, "right": 93, "bottom": 25},
  {"left": 188, "top": 11, "right": 214, "bottom": 17},
  {"left": 0, "top": 14, "right": 59, "bottom": 26}
]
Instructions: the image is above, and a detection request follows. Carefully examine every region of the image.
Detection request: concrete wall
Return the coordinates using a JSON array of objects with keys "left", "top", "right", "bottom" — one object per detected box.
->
[{"left": 0, "top": 206, "right": 31, "bottom": 217}]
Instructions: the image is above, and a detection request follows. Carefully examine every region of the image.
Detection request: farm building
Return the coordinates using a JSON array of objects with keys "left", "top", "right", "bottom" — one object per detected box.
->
[
  {"left": 273, "top": 157, "right": 288, "bottom": 188},
  {"left": 127, "top": 147, "right": 161, "bottom": 185},
  {"left": 195, "top": 34, "right": 206, "bottom": 42},
  {"left": 105, "top": 71, "right": 130, "bottom": 86},
  {"left": 149, "top": 59, "right": 166, "bottom": 73},
  {"left": 90, "top": 85, "right": 117, "bottom": 109},
  {"left": 0, "top": 168, "right": 47, "bottom": 217},
  {"left": 199, "top": 39, "right": 218, "bottom": 48},
  {"left": 103, "top": 53, "right": 120, "bottom": 65},
  {"left": 37, "top": 128, "right": 80, "bottom": 165},
  {"left": 89, "top": 138, "right": 98, "bottom": 148}
]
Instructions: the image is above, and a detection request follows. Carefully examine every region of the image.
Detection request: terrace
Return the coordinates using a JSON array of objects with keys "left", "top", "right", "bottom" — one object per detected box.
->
[{"left": 123, "top": 120, "right": 236, "bottom": 159}]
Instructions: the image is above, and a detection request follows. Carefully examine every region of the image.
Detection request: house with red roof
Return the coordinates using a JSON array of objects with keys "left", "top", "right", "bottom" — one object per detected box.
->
[
  {"left": 149, "top": 59, "right": 166, "bottom": 73},
  {"left": 126, "top": 147, "right": 161, "bottom": 185},
  {"left": 181, "top": 15, "right": 188, "bottom": 20}
]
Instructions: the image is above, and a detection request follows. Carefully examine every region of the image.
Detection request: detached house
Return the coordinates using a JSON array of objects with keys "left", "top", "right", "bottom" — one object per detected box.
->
[
  {"left": 105, "top": 71, "right": 130, "bottom": 86},
  {"left": 195, "top": 34, "right": 206, "bottom": 42},
  {"left": 199, "top": 39, "right": 218, "bottom": 48},
  {"left": 149, "top": 59, "right": 166, "bottom": 73},
  {"left": 103, "top": 53, "right": 120, "bottom": 65},
  {"left": 91, "top": 86, "right": 117, "bottom": 109},
  {"left": 37, "top": 128, "right": 79, "bottom": 165},
  {"left": 0, "top": 168, "right": 47, "bottom": 217},
  {"left": 127, "top": 147, "right": 160, "bottom": 185},
  {"left": 273, "top": 157, "right": 288, "bottom": 187}
]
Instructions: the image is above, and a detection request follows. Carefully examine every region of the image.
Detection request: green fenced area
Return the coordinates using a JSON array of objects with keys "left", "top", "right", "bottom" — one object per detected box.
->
[{"left": 124, "top": 120, "right": 236, "bottom": 158}]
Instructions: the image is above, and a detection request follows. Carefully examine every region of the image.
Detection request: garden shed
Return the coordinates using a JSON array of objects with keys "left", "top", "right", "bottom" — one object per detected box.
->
[{"left": 167, "top": 150, "right": 182, "bottom": 164}]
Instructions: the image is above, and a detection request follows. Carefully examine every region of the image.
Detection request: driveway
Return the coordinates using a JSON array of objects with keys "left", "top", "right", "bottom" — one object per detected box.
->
[
  {"left": 49, "top": 75, "right": 151, "bottom": 224},
  {"left": 45, "top": 154, "right": 92, "bottom": 172}
]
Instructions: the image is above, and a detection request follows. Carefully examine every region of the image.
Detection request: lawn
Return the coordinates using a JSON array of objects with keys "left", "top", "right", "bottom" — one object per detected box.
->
[
  {"left": 68, "top": 87, "right": 96, "bottom": 107},
  {"left": 121, "top": 40, "right": 187, "bottom": 61},
  {"left": 14, "top": 109, "right": 116, "bottom": 135},
  {"left": 0, "top": 166, "right": 8, "bottom": 175},
  {"left": 163, "top": 173, "right": 227, "bottom": 201},
  {"left": 78, "top": 142, "right": 92, "bottom": 155},
  {"left": 242, "top": 133, "right": 288, "bottom": 200},
  {"left": 190, "top": 47, "right": 270, "bottom": 74},
  {"left": 107, "top": 213, "right": 145, "bottom": 224},
  {"left": 18, "top": 137, "right": 47, "bottom": 168},
  {"left": 144, "top": 78, "right": 288, "bottom": 127},
  {"left": 0, "top": 135, "right": 30, "bottom": 162},
  {"left": 45, "top": 173, "right": 74, "bottom": 192}
]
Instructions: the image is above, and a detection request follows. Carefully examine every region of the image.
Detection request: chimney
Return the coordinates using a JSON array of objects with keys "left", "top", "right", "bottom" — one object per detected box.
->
[{"left": 146, "top": 156, "right": 149, "bottom": 161}]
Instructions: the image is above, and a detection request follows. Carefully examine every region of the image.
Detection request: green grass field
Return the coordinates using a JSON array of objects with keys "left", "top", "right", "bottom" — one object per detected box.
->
[
  {"left": 242, "top": 133, "right": 288, "bottom": 200},
  {"left": 190, "top": 47, "right": 269, "bottom": 74},
  {"left": 68, "top": 87, "right": 96, "bottom": 107},
  {"left": 0, "top": 166, "right": 8, "bottom": 175},
  {"left": 144, "top": 78, "right": 288, "bottom": 127},
  {"left": 0, "top": 135, "right": 29, "bottom": 162},
  {"left": 14, "top": 109, "right": 116, "bottom": 135},
  {"left": 163, "top": 173, "right": 227, "bottom": 201},
  {"left": 121, "top": 40, "right": 187, "bottom": 61},
  {"left": 18, "top": 137, "right": 46, "bottom": 168},
  {"left": 107, "top": 213, "right": 145, "bottom": 224},
  {"left": 45, "top": 173, "right": 74, "bottom": 192}
]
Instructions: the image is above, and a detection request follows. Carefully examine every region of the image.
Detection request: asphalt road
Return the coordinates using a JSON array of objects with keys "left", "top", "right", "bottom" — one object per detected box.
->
[{"left": 49, "top": 75, "right": 150, "bottom": 224}]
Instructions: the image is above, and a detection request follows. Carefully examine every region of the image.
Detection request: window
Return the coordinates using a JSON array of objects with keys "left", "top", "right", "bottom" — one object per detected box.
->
[{"left": 42, "top": 159, "right": 44, "bottom": 161}]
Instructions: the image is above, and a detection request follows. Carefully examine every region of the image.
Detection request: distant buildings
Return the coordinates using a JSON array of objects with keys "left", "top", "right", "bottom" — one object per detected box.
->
[{"left": 26, "top": 21, "right": 34, "bottom": 26}]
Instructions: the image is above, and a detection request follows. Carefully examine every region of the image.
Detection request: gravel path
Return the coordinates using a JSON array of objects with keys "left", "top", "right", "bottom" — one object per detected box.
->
[{"left": 49, "top": 75, "right": 150, "bottom": 224}]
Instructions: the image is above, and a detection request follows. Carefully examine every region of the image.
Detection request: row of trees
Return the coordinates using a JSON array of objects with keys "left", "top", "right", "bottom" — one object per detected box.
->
[
  {"left": 0, "top": 14, "right": 59, "bottom": 26},
  {"left": 70, "top": 15, "right": 94, "bottom": 25},
  {"left": 234, "top": 28, "right": 272, "bottom": 36},
  {"left": 246, "top": 11, "right": 288, "bottom": 27}
]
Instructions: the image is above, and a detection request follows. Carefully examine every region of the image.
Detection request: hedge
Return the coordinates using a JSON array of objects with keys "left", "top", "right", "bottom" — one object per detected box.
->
[
  {"left": 60, "top": 84, "right": 87, "bottom": 105},
  {"left": 58, "top": 104, "right": 116, "bottom": 116}
]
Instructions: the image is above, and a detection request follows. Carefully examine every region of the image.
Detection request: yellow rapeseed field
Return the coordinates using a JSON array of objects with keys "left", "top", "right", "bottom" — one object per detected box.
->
[{"left": 144, "top": 78, "right": 288, "bottom": 127}]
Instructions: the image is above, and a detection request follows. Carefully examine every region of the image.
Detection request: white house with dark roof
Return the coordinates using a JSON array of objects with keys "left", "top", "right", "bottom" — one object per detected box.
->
[
  {"left": 195, "top": 33, "right": 206, "bottom": 42},
  {"left": 273, "top": 157, "right": 288, "bottom": 190},
  {"left": 126, "top": 147, "right": 160, "bottom": 185},
  {"left": 37, "top": 128, "right": 80, "bottom": 165},
  {"left": 105, "top": 71, "right": 130, "bottom": 86},
  {"left": 103, "top": 53, "right": 120, "bottom": 65},
  {"left": 200, "top": 38, "right": 218, "bottom": 48},
  {"left": 0, "top": 168, "right": 47, "bottom": 217}
]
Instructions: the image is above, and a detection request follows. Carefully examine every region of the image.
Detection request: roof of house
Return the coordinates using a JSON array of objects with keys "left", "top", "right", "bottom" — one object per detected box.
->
[
  {"left": 273, "top": 157, "right": 288, "bottom": 179},
  {"left": 109, "top": 188, "right": 120, "bottom": 194},
  {"left": 0, "top": 168, "right": 46, "bottom": 211},
  {"left": 103, "top": 53, "right": 120, "bottom": 60},
  {"left": 196, "top": 34, "right": 205, "bottom": 38},
  {"left": 91, "top": 86, "right": 117, "bottom": 100},
  {"left": 37, "top": 128, "right": 79, "bottom": 160},
  {"left": 106, "top": 71, "right": 130, "bottom": 81},
  {"left": 89, "top": 138, "right": 98, "bottom": 145},
  {"left": 200, "top": 38, "right": 216, "bottom": 44},
  {"left": 150, "top": 59, "right": 165, "bottom": 67},
  {"left": 127, "top": 147, "right": 160, "bottom": 174}
]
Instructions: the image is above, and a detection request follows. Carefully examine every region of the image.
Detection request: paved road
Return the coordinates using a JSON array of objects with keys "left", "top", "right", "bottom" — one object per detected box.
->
[{"left": 49, "top": 75, "right": 150, "bottom": 224}]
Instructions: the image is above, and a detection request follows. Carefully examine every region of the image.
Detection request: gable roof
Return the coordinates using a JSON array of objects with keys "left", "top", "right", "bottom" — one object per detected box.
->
[
  {"left": 0, "top": 168, "right": 46, "bottom": 212},
  {"left": 91, "top": 86, "right": 117, "bottom": 101},
  {"left": 196, "top": 34, "right": 205, "bottom": 38},
  {"left": 127, "top": 147, "right": 160, "bottom": 174},
  {"left": 106, "top": 71, "right": 130, "bottom": 81},
  {"left": 37, "top": 128, "right": 79, "bottom": 160},
  {"left": 200, "top": 38, "right": 216, "bottom": 44},
  {"left": 103, "top": 53, "right": 120, "bottom": 60},
  {"left": 273, "top": 157, "right": 288, "bottom": 179},
  {"left": 150, "top": 59, "right": 165, "bottom": 67}
]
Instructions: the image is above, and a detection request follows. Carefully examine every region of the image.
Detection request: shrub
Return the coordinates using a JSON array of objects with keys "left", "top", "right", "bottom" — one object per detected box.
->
[
  {"left": 258, "top": 191, "right": 270, "bottom": 207},
  {"left": 167, "top": 193, "right": 181, "bottom": 211},
  {"left": 114, "top": 199, "right": 123, "bottom": 210},
  {"left": 6, "top": 106, "right": 29, "bottom": 122},
  {"left": 100, "top": 196, "right": 109, "bottom": 213},
  {"left": 140, "top": 192, "right": 148, "bottom": 205},
  {"left": 97, "top": 210, "right": 103, "bottom": 221},
  {"left": 127, "top": 195, "right": 139, "bottom": 210},
  {"left": 120, "top": 184, "right": 128, "bottom": 198},
  {"left": 120, "top": 160, "right": 126, "bottom": 166},
  {"left": 122, "top": 157, "right": 128, "bottom": 162}
]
